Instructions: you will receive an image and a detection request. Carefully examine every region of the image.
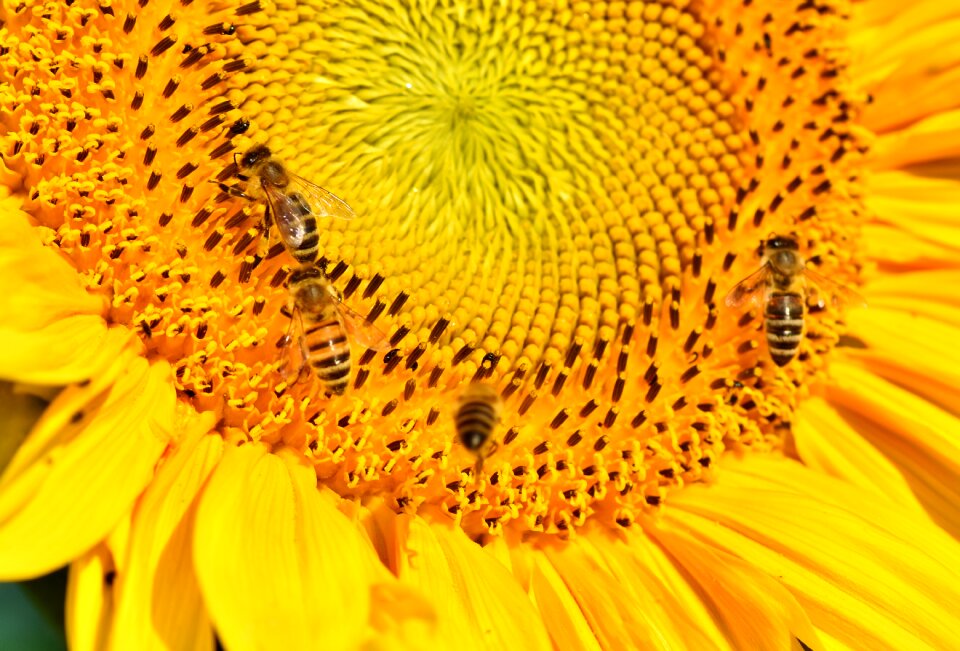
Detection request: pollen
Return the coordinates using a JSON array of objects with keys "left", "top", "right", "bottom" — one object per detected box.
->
[{"left": 1, "top": 0, "right": 865, "bottom": 537}]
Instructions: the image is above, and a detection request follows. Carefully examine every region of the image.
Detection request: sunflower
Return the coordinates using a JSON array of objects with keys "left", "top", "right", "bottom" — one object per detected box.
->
[{"left": 1, "top": 0, "right": 959, "bottom": 649}]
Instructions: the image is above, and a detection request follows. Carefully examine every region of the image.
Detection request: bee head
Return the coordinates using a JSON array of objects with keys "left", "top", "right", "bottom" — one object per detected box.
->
[
  {"left": 288, "top": 264, "right": 325, "bottom": 286},
  {"left": 764, "top": 235, "right": 799, "bottom": 252},
  {"left": 240, "top": 144, "right": 271, "bottom": 169}
]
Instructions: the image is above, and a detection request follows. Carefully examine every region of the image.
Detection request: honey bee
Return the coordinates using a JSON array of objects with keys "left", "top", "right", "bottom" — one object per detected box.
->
[
  {"left": 220, "top": 144, "right": 354, "bottom": 263},
  {"left": 725, "top": 235, "right": 864, "bottom": 366},
  {"left": 455, "top": 383, "right": 503, "bottom": 473},
  {"left": 279, "top": 264, "right": 388, "bottom": 395}
]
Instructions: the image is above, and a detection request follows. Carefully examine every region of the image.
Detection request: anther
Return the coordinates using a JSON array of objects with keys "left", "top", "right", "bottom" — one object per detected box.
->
[
  {"left": 388, "top": 292, "right": 409, "bottom": 316},
  {"left": 427, "top": 364, "right": 445, "bottom": 388},
  {"left": 567, "top": 430, "right": 582, "bottom": 446},
  {"left": 342, "top": 274, "right": 362, "bottom": 299},
  {"left": 603, "top": 408, "right": 619, "bottom": 428},
  {"left": 612, "top": 375, "right": 625, "bottom": 402},
  {"left": 428, "top": 318, "right": 450, "bottom": 344},
  {"left": 452, "top": 344, "right": 474, "bottom": 366},
  {"left": 170, "top": 104, "right": 192, "bottom": 122},
  {"left": 364, "top": 300, "right": 385, "bottom": 324},
  {"left": 592, "top": 337, "right": 609, "bottom": 360},
  {"left": 203, "top": 230, "right": 224, "bottom": 251},
  {"left": 594, "top": 435, "right": 609, "bottom": 451},
  {"left": 405, "top": 344, "right": 425, "bottom": 370},
  {"left": 534, "top": 362, "right": 550, "bottom": 389},
  {"left": 426, "top": 407, "right": 440, "bottom": 425},
  {"left": 579, "top": 400, "right": 598, "bottom": 418},
  {"left": 208, "top": 141, "right": 233, "bottom": 158},
  {"left": 162, "top": 76, "right": 181, "bottom": 98},
  {"left": 582, "top": 360, "right": 598, "bottom": 389},
  {"left": 503, "top": 427, "right": 519, "bottom": 445},
  {"left": 383, "top": 349, "right": 402, "bottom": 375},
  {"left": 389, "top": 325, "right": 409, "bottom": 348},
  {"left": 645, "top": 382, "right": 662, "bottom": 403},
  {"left": 326, "top": 261, "right": 348, "bottom": 281},
  {"left": 381, "top": 400, "right": 398, "bottom": 417},
  {"left": 353, "top": 368, "right": 369, "bottom": 389},
  {"left": 564, "top": 339, "right": 583, "bottom": 368},
  {"left": 150, "top": 35, "right": 177, "bottom": 56},
  {"left": 363, "top": 274, "right": 384, "bottom": 299},
  {"left": 236, "top": 1, "right": 264, "bottom": 15},
  {"left": 518, "top": 391, "right": 537, "bottom": 416},
  {"left": 551, "top": 370, "right": 568, "bottom": 396},
  {"left": 549, "top": 409, "right": 569, "bottom": 429},
  {"left": 135, "top": 55, "right": 147, "bottom": 79}
]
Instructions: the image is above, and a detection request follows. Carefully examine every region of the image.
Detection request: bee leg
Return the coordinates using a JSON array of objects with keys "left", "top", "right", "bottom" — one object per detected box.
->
[
  {"left": 214, "top": 181, "right": 253, "bottom": 200},
  {"left": 256, "top": 204, "right": 281, "bottom": 258}
]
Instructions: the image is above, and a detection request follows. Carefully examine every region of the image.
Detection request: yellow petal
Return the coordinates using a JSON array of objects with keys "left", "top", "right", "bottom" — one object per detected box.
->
[
  {"left": 600, "top": 531, "right": 737, "bottom": 650},
  {"left": 535, "top": 529, "right": 736, "bottom": 650},
  {"left": 0, "top": 319, "right": 134, "bottom": 386},
  {"left": 194, "top": 445, "right": 375, "bottom": 651},
  {"left": 0, "top": 356, "right": 175, "bottom": 579},
  {"left": 860, "top": 223, "right": 960, "bottom": 270},
  {"left": 666, "top": 455, "right": 960, "bottom": 650},
  {"left": 66, "top": 544, "right": 115, "bottom": 651},
  {"left": 646, "top": 525, "right": 820, "bottom": 651},
  {"left": 826, "top": 362, "right": 960, "bottom": 539},
  {"left": 855, "top": 20, "right": 960, "bottom": 131},
  {"left": 333, "top": 496, "right": 440, "bottom": 648},
  {"left": 842, "top": 305, "right": 960, "bottom": 415},
  {"left": 527, "top": 550, "right": 602, "bottom": 651},
  {"left": 856, "top": 269, "right": 960, "bottom": 328},
  {"left": 0, "top": 382, "right": 46, "bottom": 476},
  {"left": 394, "top": 514, "right": 552, "bottom": 651},
  {"left": 109, "top": 411, "right": 220, "bottom": 651},
  {"left": 871, "top": 108, "right": 960, "bottom": 170},
  {"left": 0, "top": 198, "right": 119, "bottom": 385},
  {"left": 792, "top": 396, "right": 926, "bottom": 511},
  {"left": 865, "top": 172, "right": 960, "bottom": 257}
]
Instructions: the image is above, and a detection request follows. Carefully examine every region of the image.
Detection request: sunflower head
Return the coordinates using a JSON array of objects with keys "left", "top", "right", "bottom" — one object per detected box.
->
[{"left": 0, "top": 0, "right": 868, "bottom": 543}]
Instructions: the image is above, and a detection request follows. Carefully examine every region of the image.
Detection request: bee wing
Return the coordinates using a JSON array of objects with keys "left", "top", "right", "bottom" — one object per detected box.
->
[
  {"left": 275, "top": 305, "right": 308, "bottom": 383},
  {"left": 260, "top": 175, "right": 354, "bottom": 252},
  {"left": 803, "top": 266, "right": 868, "bottom": 309},
  {"left": 325, "top": 286, "right": 391, "bottom": 351},
  {"left": 262, "top": 184, "right": 310, "bottom": 252},
  {"left": 724, "top": 265, "right": 770, "bottom": 308},
  {"left": 285, "top": 173, "right": 356, "bottom": 221}
]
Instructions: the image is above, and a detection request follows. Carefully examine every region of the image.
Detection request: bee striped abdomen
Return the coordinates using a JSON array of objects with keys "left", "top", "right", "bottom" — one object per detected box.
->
[
  {"left": 304, "top": 318, "right": 351, "bottom": 394},
  {"left": 286, "top": 192, "right": 320, "bottom": 263},
  {"left": 765, "top": 292, "right": 804, "bottom": 366},
  {"left": 456, "top": 395, "right": 498, "bottom": 452}
]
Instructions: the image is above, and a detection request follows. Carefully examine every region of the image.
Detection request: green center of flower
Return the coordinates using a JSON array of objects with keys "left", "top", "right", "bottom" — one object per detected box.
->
[{"left": 262, "top": 0, "right": 743, "bottom": 368}]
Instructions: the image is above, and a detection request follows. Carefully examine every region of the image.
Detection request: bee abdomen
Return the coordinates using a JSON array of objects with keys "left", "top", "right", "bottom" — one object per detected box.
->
[
  {"left": 304, "top": 319, "right": 351, "bottom": 393},
  {"left": 281, "top": 193, "right": 319, "bottom": 263},
  {"left": 765, "top": 292, "right": 804, "bottom": 366},
  {"left": 456, "top": 400, "right": 498, "bottom": 451}
]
